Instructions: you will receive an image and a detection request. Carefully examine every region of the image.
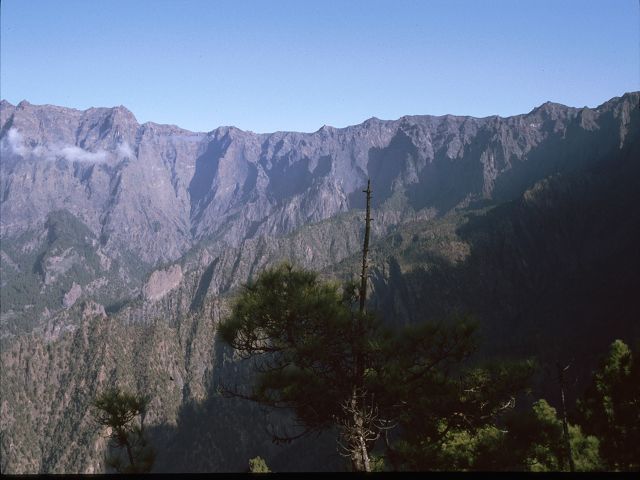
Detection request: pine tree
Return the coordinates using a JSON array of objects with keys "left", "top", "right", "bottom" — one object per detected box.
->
[
  {"left": 503, "top": 399, "right": 602, "bottom": 472},
  {"left": 577, "top": 340, "right": 640, "bottom": 471},
  {"left": 218, "top": 181, "right": 531, "bottom": 471},
  {"left": 92, "top": 388, "right": 155, "bottom": 473}
]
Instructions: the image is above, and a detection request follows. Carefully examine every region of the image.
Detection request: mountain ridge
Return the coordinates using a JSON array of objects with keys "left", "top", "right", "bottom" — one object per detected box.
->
[{"left": 2, "top": 91, "right": 635, "bottom": 135}]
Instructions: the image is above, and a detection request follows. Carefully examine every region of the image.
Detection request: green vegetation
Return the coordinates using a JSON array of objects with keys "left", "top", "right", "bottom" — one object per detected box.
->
[
  {"left": 0, "top": 209, "right": 148, "bottom": 335},
  {"left": 248, "top": 456, "right": 271, "bottom": 473},
  {"left": 449, "top": 399, "right": 602, "bottom": 472},
  {"left": 219, "top": 262, "right": 532, "bottom": 471},
  {"left": 218, "top": 256, "right": 640, "bottom": 472},
  {"left": 218, "top": 263, "right": 382, "bottom": 470},
  {"left": 390, "top": 357, "right": 533, "bottom": 471},
  {"left": 92, "top": 388, "right": 155, "bottom": 473},
  {"left": 577, "top": 340, "right": 640, "bottom": 471}
]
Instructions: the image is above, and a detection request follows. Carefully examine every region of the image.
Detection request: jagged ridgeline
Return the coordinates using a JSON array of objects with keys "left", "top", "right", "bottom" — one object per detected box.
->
[{"left": 0, "top": 93, "right": 638, "bottom": 473}]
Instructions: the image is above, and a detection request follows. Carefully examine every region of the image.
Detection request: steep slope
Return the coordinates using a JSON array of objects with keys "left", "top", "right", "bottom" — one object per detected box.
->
[
  {"left": 335, "top": 132, "right": 640, "bottom": 399},
  {"left": 0, "top": 218, "right": 364, "bottom": 473}
]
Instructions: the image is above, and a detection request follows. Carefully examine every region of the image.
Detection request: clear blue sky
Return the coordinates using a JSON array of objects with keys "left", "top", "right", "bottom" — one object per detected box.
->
[{"left": 1, "top": 0, "right": 638, "bottom": 133}]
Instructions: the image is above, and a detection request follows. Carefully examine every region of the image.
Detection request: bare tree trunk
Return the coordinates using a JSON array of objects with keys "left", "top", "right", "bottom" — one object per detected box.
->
[
  {"left": 347, "top": 180, "right": 373, "bottom": 472},
  {"left": 348, "top": 387, "right": 372, "bottom": 472},
  {"left": 125, "top": 440, "right": 135, "bottom": 470},
  {"left": 557, "top": 363, "right": 575, "bottom": 472},
  {"left": 359, "top": 179, "right": 372, "bottom": 315}
]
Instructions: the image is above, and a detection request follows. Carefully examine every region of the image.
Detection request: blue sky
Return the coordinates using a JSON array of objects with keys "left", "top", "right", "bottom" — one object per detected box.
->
[{"left": 1, "top": 0, "right": 638, "bottom": 133}]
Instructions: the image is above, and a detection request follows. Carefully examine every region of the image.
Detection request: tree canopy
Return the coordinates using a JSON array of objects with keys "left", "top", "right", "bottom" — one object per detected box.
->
[
  {"left": 577, "top": 339, "right": 640, "bottom": 471},
  {"left": 218, "top": 264, "right": 365, "bottom": 433},
  {"left": 219, "top": 262, "right": 531, "bottom": 471},
  {"left": 92, "top": 387, "right": 155, "bottom": 473}
]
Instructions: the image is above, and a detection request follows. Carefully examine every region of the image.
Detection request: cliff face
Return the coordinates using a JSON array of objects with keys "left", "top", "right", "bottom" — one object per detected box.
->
[
  {"left": 2, "top": 93, "right": 635, "bottom": 265},
  {"left": 0, "top": 92, "right": 638, "bottom": 473},
  {"left": 2, "top": 93, "right": 637, "bottom": 337}
]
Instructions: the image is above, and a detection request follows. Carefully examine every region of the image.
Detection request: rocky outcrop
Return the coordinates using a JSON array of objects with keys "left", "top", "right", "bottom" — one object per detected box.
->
[
  {"left": 143, "top": 264, "right": 183, "bottom": 301},
  {"left": 62, "top": 282, "right": 82, "bottom": 309}
]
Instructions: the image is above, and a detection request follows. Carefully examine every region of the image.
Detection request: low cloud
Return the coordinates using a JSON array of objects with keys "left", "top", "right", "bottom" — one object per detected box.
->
[
  {"left": 116, "top": 141, "right": 134, "bottom": 159},
  {"left": 59, "top": 145, "right": 109, "bottom": 163},
  {"left": 1, "top": 128, "right": 134, "bottom": 163},
  {"left": 4, "top": 128, "right": 28, "bottom": 156}
]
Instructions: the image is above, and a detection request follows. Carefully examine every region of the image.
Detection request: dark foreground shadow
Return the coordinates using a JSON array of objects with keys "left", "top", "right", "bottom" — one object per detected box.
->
[
  {"left": 369, "top": 140, "right": 640, "bottom": 404},
  {"left": 145, "top": 337, "right": 344, "bottom": 473}
]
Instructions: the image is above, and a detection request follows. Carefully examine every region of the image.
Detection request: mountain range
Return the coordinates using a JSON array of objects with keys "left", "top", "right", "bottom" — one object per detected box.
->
[{"left": 0, "top": 92, "right": 638, "bottom": 473}]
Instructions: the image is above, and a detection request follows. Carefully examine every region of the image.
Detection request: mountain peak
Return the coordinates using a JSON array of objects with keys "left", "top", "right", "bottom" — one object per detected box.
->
[
  {"left": 109, "top": 104, "right": 138, "bottom": 124},
  {"left": 529, "top": 100, "right": 561, "bottom": 113}
]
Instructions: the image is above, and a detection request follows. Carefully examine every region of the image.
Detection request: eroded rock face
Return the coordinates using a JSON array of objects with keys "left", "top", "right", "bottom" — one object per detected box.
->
[
  {"left": 82, "top": 301, "right": 106, "bottom": 319},
  {"left": 143, "top": 264, "right": 183, "bottom": 301},
  {"left": 44, "top": 249, "right": 79, "bottom": 286},
  {"left": 62, "top": 283, "right": 82, "bottom": 309},
  {"left": 2, "top": 93, "right": 637, "bottom": 273}
]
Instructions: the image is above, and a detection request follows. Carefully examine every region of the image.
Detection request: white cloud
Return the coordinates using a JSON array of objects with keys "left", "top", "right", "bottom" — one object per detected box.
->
[
  {"left": 1, "top": 127, "right": 134, "bottom": 163},
  {"left": 116, "top": 141, "right": 134, "bottom": 159},
  {"left": 59, "top": 145, "right": 109, "bottom": 163},
  {"left": 2, "top": 128, "right": 28, "bottom": 156}
]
